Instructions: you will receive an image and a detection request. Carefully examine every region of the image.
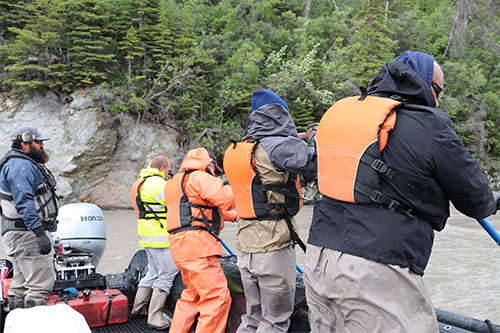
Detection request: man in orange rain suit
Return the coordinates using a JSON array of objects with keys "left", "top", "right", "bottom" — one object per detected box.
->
[{"left": 164, "top": 147, "right": 237, "bottom": 333}]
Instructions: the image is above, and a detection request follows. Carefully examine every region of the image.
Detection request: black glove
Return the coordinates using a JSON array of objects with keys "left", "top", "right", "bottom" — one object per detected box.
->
[{"left": 32, "top": 226, "right": 51, "bottom": 255}]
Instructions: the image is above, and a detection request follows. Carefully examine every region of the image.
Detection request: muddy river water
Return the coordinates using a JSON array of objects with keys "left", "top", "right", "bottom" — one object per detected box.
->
[{"left": 2, "top": 204, "right": 500, "bottom": 324}]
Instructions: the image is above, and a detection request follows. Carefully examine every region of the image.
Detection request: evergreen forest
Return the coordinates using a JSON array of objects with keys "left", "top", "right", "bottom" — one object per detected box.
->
[{"left": 1, "top": 0, "right": 499, "bottom": 167}]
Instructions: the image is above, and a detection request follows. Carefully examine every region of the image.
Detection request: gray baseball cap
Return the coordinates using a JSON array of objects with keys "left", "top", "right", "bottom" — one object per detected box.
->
[{"left": 10, "top": 125, "right": 50, "bottom": 142}]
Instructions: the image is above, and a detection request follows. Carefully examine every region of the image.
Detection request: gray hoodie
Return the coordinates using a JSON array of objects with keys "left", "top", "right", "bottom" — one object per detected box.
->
[{"left": 246, "top": 103, "right": 316, "bottom": 180}]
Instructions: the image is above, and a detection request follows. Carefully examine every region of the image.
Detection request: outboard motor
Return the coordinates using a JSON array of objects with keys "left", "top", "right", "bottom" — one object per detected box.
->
[{"left": 52, "top": 203, "right": 107, "bottom": 280}]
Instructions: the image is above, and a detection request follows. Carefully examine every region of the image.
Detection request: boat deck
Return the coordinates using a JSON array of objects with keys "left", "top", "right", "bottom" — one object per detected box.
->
[
  {"left": 89, "top": 316, "right": 481, "bottom": 333},
  {"left": 91, "top": 316, "right": 158, "bottom": 333}
]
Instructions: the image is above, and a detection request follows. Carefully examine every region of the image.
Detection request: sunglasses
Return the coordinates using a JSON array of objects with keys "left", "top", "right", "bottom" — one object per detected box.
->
[
  {"left": 431, "top": 82, "right": 444, "bottom": 99},
  {"left": 33, "top": 140, "right": 44, "bottom": 145}
]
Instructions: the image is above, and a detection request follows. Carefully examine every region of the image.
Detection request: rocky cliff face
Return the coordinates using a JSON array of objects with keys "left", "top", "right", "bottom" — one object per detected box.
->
[
  {"left": 1, "top": 89, "right": 498, "bottom": 210},
  {"left": 0, "top": 89, "right": 181, "bottom": 209}
]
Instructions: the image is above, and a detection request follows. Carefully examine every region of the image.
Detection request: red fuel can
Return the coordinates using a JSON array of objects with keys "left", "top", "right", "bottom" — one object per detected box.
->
[{"left": 47, "top": 289, "right": 128, "bottom": 327}]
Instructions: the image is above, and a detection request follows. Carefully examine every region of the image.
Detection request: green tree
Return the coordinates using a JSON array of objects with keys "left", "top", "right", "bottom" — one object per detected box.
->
[
  {"left": 348, "top": 0, "right": 397, "bottom": 85},
  {"left": 62, "top": 0, "right": 116, "bottom": 87},
  {"left": 119, "top": 26, "right": 144, "bottom": 83},
  {"left": 1, "top": 0, "right": 500, "bottom": 167},
  {"left": 3, "top": 0, "right": 67, "bottom": 94},
  {"left": 0, "top": 0, "right": 34, "bottom": 41},
  {"left": 264, "top": 44, "right": 335, "bottom": 131}
]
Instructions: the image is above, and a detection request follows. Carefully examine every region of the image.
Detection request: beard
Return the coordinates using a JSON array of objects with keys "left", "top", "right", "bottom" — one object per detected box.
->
[{"left": 28, "top": 145, "right": 50, "bottom": 163}]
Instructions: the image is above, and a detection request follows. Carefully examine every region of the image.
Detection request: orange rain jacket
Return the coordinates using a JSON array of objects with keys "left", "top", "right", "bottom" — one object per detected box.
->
[{"left": 164, "top": 148, "right": 236, "bottom": 262}]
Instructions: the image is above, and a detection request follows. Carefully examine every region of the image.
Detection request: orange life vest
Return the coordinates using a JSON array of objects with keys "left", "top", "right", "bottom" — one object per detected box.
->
[
  {"left": 316, "top": 94, "right": 446, "bottom": 220},
  {"left": 316, "top": 95, "right": 399, "bottom": 204},
  {"left": 223, "top": 139, "right": 303, "bottom": 220},
  {"left": 164, "top": 170, "right": 222, "bottom": 237}
]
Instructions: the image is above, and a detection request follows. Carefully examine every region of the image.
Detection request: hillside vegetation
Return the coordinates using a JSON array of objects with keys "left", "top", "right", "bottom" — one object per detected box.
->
[{"left": 1, "top": 0, "right": 499, "bottom": 166}]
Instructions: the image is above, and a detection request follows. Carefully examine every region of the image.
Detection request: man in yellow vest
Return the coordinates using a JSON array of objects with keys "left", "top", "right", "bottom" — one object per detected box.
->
[{"left": 130, "top": 155, "right": 179, "bottom": 330}]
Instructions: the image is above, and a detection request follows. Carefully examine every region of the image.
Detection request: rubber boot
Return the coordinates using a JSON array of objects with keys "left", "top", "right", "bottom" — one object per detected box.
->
[
  {"left": 131, "top": 287, "right": 153, "bottom": 316},
  {"left": 147, "top": 288, "right": 171, "bottom": 330}
]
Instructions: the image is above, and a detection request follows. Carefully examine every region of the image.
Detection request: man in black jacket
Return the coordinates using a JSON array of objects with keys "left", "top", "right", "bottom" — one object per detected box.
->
[{"left": 305, "top": 51, "right": 499, "bottom": 332}]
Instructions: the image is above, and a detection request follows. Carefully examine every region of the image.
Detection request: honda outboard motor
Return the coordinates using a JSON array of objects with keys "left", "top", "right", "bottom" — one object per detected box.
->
[{"left": 52, "top": 203, "right": 107, "bottom": 280}]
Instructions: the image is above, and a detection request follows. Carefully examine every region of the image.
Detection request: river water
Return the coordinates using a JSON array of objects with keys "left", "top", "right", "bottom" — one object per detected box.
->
[{"left": 2, "top": 204, "right": 499, "bottom": 324}]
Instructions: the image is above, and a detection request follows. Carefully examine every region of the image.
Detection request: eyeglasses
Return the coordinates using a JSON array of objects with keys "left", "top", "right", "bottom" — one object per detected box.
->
[
  {"left": 33, "top": 140, "right": 44, "bottom": 145},
  {"left": 431, "top": 82, "right": 444, "bottom": 99}
]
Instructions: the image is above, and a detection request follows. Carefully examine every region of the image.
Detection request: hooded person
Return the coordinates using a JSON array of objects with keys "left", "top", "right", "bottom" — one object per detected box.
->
[
  {"left": 129, "top": 155, "right": 179, "bottom": 330},
  {"left": 304, "top": 51, "right": 500, "bottom": 332},
  {"left": 164, "top": 147, "right": 237, "bottom": 333},
  {"left": 223, "top": 89, "right": 316, "bottom": 332}
]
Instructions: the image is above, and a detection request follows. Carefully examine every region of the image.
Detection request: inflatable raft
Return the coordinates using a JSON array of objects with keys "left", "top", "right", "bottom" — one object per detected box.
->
[
  {"left": 92, "top": 250, "right": 500, "bottom": 333},
  {"left": 1, "top": 203, "right": 498, "bottom": 332}
]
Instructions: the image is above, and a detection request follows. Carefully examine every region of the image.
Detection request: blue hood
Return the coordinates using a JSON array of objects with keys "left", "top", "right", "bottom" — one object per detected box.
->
[
  {"left": 394, "top": 51, "right": 434, "bottom": 87},
  {"left": 251, "top": 89, "right": 288, "bottom": 112}
]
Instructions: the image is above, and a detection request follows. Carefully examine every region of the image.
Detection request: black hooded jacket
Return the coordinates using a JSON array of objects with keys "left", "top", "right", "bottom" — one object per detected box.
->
[{"left": 308, "top": 61, "right": 496, "bottom": 275}]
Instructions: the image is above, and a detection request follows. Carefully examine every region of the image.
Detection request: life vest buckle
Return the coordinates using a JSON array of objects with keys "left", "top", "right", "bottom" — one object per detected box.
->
[
  {"left": 385, "top": 169, "right": 395, "bottom": 179},
  {"left": 387, "top": 200, "right": 400, "bottom": 211},
  {"left": 370, "top": 190, "right": 383, "bottom": 203},
  {"left": 371, "top": 159, "right": 396, "bottom": 179},
  {"left": 405, "top": 209, "right": 416, "bottom": 219},
  {"left": 371, "top": 159, "right": 387, "bottom": 173}
]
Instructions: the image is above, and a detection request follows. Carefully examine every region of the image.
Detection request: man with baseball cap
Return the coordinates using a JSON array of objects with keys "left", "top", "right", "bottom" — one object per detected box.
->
[{"left": 0, "top": 125, "right": 58, "bottom": 309}]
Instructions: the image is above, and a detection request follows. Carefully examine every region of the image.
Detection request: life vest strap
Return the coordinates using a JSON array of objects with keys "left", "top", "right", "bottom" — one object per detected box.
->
[
  {"left": 1, "top": 216, "right": 23, "bottom": 226},
  {"left": 35, "top": 193, "right": 56, "bottom": 213},
  {"left": 178, "top": 170, "right": 222, "bottom": 236},
  {"left": 354, "top": 183, "right": 446, "bottom": 225},
  {"left": 360, "top": 155, "right": 448, "bottom": 206},
  {"left": 169, "top": 225, "right": 206, "bottom": 234},
  {"left": 169, "top": 225, "right": 222, "bottom": 242},
  {"left": 249, "top": 141, "right": 303, "bottom": 217},
  {"left": 283, "top": 214, "right": 307, "bottom": 253},
  {"left": 252, "top": 202, "right": 287, "bottom": 210},
  {"left": 186, "top": 202, "right": 215, "bottom": 210},
  {"left": 241, "top": 213, "right": 286, "bottom": 221},
  {"left": 135, "top": 175, "right": 167, "bottom": 227},
  {"left": 189, "top": 215, "right": 219, "bottom": 228},
  {"left": 185, "top": 201, "right": 220, "bottom": 229},
  {"left": 1, "top": 215, "right": 57, "bottom": 236},
  {"left": 355, "top": 183, "right": 416, "bottom": 219},
  {"left": 138, "top": 201, "right": 166, "bottom": 227},
  {"left": 260, "top": 184, "right": 303, "bottom": 200}
]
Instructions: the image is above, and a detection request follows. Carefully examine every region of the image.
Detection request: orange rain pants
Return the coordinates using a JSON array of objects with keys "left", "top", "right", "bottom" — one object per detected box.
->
[{"left": 170, "top": 255, "right": 232, "bottom": 333}]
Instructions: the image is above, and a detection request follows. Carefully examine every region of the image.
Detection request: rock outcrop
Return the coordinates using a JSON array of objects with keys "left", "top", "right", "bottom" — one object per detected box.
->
[
  {"left": 0, "top": 89, "right": 181, "bottom": 209},
  {"left": 1, "top": 89, "right": 499, "bottom": 209}
]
